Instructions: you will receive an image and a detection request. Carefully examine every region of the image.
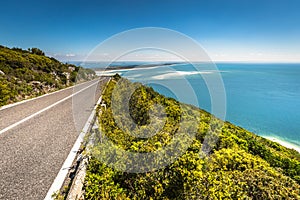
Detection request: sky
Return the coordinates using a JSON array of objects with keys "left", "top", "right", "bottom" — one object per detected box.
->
[{"left": 0, "top": 0, "right": 300, "bottom": 62}]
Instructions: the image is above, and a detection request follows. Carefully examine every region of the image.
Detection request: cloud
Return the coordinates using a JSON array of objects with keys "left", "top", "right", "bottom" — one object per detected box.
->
[
  {"left": 66, "top": 53, "right": 76, "bottom": 57},
  {"left": 47, "top": 52, "right": 87, "bottom": 61}
]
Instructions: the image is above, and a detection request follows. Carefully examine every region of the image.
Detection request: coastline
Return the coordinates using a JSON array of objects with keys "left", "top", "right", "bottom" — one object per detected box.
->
[
  {"left": 96, "top": 65, "right": 300, "bottom": 155},
  {"left": 262, "top": 136, "right": 300, "bottom": 153}
]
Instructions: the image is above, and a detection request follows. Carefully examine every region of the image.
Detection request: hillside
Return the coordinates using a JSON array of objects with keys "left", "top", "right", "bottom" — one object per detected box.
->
[
  {"left": 0, "top": 46, "right": 96, "bottom": 107},
  {"left": 84, "top": 74, "right": 300, "bottom": 199}
]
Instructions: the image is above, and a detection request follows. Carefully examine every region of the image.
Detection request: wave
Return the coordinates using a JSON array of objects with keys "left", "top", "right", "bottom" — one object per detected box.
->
[
  {"left": 150, "top": 71, "right": 215, "bottom": 80},
  {"left": 96, "top": 68, "right": 227, "bottom": 80},
  {"left": 96, "top": 71, "right": 124, "bottom": 76}
]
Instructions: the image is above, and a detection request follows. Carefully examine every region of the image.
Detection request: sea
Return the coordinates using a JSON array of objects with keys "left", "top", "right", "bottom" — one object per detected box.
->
[{"left": 77, "top": 62, "right": 300, "bottom": 149}]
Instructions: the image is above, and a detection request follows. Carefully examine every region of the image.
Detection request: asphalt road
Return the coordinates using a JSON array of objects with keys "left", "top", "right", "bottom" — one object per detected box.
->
[{"left": 0, "top": 77, "right": 109, "bottom": 200}]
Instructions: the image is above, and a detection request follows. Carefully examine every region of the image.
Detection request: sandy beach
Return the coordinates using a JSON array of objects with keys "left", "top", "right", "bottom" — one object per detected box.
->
[{"left": 263, "top": 136, "right": 300, "bottom": 153}]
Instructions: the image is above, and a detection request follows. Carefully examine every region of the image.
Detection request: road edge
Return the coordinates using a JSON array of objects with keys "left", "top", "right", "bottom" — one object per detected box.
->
[{"left": 44, "top": 77, "right": 111, "bottom": 200}]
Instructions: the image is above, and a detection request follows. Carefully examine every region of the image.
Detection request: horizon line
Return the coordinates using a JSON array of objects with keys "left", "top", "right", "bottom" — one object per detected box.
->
[{"left": 63, "top": 60, "right": 300, "bottom": 64}]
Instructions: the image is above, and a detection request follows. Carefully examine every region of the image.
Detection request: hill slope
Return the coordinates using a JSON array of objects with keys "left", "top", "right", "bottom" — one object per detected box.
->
[
  {"left": 0, "top": 46, "right": 95, "bottom": 106},
  {"left": 84, "top": 74, "right": 300, "bottom": 199}
]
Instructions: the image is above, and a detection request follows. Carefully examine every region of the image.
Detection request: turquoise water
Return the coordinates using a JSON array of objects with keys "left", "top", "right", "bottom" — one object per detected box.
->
[
  {"left": 215, "top": 63, "right": 300, "bottom": 146},
  {"left": 96, "top": 63, "right": 300, "bottom": 146}
]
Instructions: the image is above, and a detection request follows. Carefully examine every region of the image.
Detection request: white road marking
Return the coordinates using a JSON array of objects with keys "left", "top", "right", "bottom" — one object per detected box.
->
[
  {"left": 44, "top": 77, "right": 111, "bottom": 200},
  {"left": 0, "top": 80, "right": 99, "bottom": 136},
  {"left": 43, "top": 97, "right": 102, "bottom": 200}
]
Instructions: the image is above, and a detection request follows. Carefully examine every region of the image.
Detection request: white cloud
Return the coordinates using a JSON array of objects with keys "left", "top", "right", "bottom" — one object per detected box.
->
[{"left": 66, "top": 53, "right": 76, "bottom": 57}]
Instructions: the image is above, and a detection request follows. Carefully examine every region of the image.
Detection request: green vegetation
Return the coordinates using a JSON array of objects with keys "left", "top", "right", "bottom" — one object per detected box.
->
[
  {"left": 84, "top": 75, "right": 300, "bottom": 199},
  {"left": 0, "top": 45, "right": 96, "bottom": 106}
]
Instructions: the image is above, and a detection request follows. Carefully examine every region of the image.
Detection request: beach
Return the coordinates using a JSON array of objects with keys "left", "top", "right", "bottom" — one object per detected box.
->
[{"left": 263, "top": 136, "right": 300, "bottom": 153}]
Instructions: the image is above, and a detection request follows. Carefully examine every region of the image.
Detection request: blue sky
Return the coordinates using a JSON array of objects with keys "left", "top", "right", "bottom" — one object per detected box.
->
[{"left": 0, "top": 0, "right": 300, "bottom": 62}]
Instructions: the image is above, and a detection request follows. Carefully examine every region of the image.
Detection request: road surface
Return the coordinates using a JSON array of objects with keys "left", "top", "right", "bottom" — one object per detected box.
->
[{"left": 0, "top": 77, "right": 108, "bottom": 200}]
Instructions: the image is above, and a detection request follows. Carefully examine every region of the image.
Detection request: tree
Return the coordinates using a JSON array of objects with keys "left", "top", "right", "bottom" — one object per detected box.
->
[{"left": 29, "top": 47, "right": 45, "bottom": 56}]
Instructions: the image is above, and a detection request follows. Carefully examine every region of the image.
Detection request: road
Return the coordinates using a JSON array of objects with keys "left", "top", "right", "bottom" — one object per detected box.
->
[{"left": 0, "top": 77, "right": 108, "bottom": 200}]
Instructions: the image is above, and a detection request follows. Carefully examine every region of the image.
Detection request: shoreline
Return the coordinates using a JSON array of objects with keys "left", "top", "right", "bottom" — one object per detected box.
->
[
  {"left": 93, "top": 62, "right": 179, "bottom": 71},
  {"left": 94, "top": 67, "right": 300, "bottom": 155},
  {"left": 262, "top": 136, "right": 300, "bottom": 153}
]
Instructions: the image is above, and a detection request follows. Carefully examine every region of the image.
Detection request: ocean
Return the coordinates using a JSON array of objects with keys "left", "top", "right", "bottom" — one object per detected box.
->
[{"left": 94, "top": 62, "right": 300, "bottom": 148}]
